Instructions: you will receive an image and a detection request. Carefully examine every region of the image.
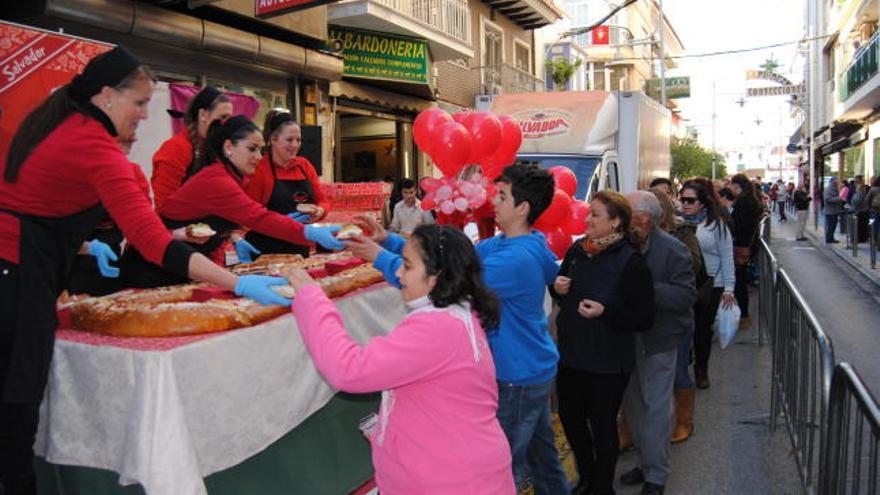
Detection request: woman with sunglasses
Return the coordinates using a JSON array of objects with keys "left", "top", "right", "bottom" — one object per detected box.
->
[{"left": 679, "top": 180, "right": 735, "bottom": 389}]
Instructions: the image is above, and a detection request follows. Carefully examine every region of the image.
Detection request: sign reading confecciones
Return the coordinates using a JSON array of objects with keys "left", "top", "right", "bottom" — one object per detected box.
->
[{"left": 328, "top": 26, "right": 429, "bottom": 84}]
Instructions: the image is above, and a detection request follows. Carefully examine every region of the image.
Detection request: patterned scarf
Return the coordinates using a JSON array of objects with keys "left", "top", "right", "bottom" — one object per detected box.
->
[
  {"left": 581, "top": 231, "right": 623, "bottom": 256},
  {"left": 681, "top": 208, "right": 708, "bottom": 225}
]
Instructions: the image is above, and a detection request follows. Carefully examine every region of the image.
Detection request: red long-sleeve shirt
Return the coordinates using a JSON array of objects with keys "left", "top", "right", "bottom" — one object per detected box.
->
[
  {"left": 243, "top": 155, "right": 328, "bottom": 215},
  {"left": 158, "top": 162, "right": 308, "bottom": 245},
  {"left": 0, "top": 114, "right": 175, "bottom": 265},
  {"left": 151, "top": 131, "right": 193, "bottom": 210}
]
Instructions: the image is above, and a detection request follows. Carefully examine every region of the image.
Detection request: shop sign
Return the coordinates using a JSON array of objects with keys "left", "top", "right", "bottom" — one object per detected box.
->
[
  {"left": 329, "top": 27, "right": 429, "bottom": 84},
  {"left": 746, "top": 84, "right": 804, "bottom": 97},
  {"left": 645, "top": 76, "right": 690, "bottom": 99},
  {"left": 255, "top": 0, "right": 339, "bottom": 19}
]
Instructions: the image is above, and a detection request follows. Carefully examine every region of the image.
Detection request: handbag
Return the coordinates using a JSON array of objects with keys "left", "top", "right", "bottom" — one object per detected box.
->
[{"left": 734, "top": 246, "right": 752, "bottom": 266}]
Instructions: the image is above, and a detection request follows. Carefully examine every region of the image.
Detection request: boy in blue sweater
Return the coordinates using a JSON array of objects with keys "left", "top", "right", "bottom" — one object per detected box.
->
[{"left": 346, "top": 164, "right": 567, "bottom": 494}]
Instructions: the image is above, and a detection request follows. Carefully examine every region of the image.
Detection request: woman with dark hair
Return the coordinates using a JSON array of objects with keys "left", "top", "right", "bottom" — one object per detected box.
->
[
  {"left": 121, "top": 116, "right": 344, "bottom": 288},
  {"left": 286, "top": 224, "right": 514, "bottom": 493},
  {"left": 151, "top": 86, "right": 233, "bottom": 209},
  {"left": 551, "top": 191, "right": 655, "bottom": 495},
  {"left": 728, "top": 174, "right": 761, "bottom": 330},
  {"left": 0, "top": 47, "right": 291, "bottom": 495},
  {"left": 242, "top": 110, "right": 329, "bottom": 257},
  {"left": 680, "top": 180, "right": 736, "bottom": 389}
]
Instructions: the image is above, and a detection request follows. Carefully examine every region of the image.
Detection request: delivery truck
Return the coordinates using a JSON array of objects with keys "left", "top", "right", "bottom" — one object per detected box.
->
[{"left": 489, "top": 90, "right": 671, "bottom": 201}]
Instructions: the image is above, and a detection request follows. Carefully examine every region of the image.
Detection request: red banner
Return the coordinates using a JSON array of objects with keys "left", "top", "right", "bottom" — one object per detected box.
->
[
  {"left": 591, "top": 25, "right": 609, "bottom": 45},
  {"left": 255, "top": 0, "right": 335, "bottom": 18},
  {"left": 0, "top": 21, "right": 111, "bottom": 159}
]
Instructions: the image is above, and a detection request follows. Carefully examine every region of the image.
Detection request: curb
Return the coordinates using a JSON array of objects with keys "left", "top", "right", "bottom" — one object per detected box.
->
[{"left": 802, "top": 227, "right": 880, "bottom": 290}]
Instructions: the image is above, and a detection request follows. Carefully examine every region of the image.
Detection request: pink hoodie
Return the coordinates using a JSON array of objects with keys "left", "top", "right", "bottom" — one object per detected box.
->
[{"left": 292, "top": 285, "right": 514, "bottom": 495}]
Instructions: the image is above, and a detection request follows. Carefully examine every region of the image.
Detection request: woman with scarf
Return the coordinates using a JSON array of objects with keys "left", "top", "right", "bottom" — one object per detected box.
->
[
  {"left": 0, "top": 47, "right": 291, "bottom": 495},
  {"left": 550, "top": 191, "right": 655, "bottom": 495},
  {"left": 286, "top": 224, "right": 514, "bottom": 494},
  {"left": 243, "top": 110, "right": 329, "bottom": 257},
  {"left": 679, "top": 180, "right": 736, "bottom": 390},
  {"left": 121, "top": 115, "right": 344, "bottom": 288},
  {"left": 151, "top": 86, "right": 232, "bottom": 209}
]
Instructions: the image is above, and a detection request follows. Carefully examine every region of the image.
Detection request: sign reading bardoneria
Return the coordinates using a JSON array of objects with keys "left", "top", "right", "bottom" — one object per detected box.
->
[{"left": 329, "top": 26, "right": 429, "bottom": 84}]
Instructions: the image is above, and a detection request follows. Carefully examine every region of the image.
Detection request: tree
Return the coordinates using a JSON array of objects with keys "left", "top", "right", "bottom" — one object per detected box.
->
[
  {"left": 671, "top": 138, "right": 728, "bottom": 180},
  {"left": 544, "top": 57, "right": 583, "bottom": 90}
]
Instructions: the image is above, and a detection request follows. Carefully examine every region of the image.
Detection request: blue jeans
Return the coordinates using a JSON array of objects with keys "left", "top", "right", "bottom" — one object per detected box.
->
[
  {"left": 496, "top": 380, "right": 569, "bottom": 494},
  {"left": 674, "top": 330, "right": 694, "bottom": 389}
]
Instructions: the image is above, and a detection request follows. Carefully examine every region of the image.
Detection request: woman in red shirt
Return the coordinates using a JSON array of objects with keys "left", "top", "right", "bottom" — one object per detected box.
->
[
  {"left": 0, "top": 47, "right": 292, "bottom": 495},
  {"left": 121, "top": 115, "right": 344, "bottom": 288},
  {"left": 151, "top": 86, "right": 232, "bottom": 209},
  {"left": 243, "top": 110, "right": 328, "bottom": 257}
]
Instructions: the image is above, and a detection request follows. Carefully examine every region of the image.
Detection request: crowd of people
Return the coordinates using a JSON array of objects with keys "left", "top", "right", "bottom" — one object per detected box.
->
[{"left": 0, "top": 46, "right": 775, "bottom": 495}]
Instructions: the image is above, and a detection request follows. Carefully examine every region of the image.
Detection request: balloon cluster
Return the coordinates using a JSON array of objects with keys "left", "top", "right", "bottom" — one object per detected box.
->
[
  {"left": 536, "top": 167, "right": 592, "bottom": 259},
  {"left": 419, "top": 175, "right": 494, "bottom": 216},
  {"left": 414, "top": 108, "right": 523, "bottom": 181}
]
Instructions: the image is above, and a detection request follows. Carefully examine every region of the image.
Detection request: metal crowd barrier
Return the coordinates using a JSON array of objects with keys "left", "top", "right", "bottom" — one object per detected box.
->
[
  {"left": 768, "top": 267, "right": 836, "bottom": 492},
  {"left": 756, "top": 230, "right": 776, "bottom": 347},
  {"left": 819, "top": 363, "right": 880, "bottom": 494}
]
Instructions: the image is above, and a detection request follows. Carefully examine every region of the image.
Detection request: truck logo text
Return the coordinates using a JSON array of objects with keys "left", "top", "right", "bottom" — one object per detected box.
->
[{"left": 512, "top": 110, "right": 572, "bottom": 139}]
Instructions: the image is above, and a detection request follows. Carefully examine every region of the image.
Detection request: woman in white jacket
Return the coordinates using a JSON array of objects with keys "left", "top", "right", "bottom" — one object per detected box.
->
[{"left": 680, "top": 179, "right": 736, "bottom": 389}]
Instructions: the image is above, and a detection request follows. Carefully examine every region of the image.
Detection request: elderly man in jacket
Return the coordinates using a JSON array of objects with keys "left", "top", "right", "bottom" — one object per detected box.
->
[
  {"left": 824, "top": 177, "right": 845, "bottom": 244},
  {"left": 619, "top": 191, "right": 696, "bottom": 495}
]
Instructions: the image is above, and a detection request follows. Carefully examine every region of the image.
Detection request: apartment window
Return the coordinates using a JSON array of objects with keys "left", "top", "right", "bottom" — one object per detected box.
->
[
  {"left": 481, "top": 17, "right": 504, "bottom": 87},
  {"left": 824, "top": 43, "right": 836, "bottom": 83},
  {"left": 591, "top": 62, "right": 606, "bottom": 90},
  {"left": 514, "top": 40, "right": 531, "bottom": 72}
]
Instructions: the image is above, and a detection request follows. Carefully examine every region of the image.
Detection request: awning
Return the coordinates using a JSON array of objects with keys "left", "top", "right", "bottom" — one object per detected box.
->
[
  {"left": 819, "top": 137, "right": 851, "bottom": 156},
  {"left": 329, "top": 81, "right": 435, "bottom": 113}
]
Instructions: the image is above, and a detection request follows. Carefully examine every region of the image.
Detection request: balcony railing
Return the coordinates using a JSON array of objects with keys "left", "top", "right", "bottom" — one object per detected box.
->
[
  {"left": 482, "top": 64, "right": 545, "bottom": 94},
  {"left": 373, "top": 0, "right": 471, "bottom": 46},
  {"left": 838, "top": 31, "right": 879, "bottom": 101}
]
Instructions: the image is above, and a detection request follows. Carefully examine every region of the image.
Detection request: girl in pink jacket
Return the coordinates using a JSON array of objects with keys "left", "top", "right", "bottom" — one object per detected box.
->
[{"left": 288, "top": 224, "right": 515, "bottom": 494}]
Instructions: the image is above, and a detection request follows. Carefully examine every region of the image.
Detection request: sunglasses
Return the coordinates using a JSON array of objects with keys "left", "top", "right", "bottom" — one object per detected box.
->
[{"left": 680, "top": 197, "right": 699, "bottom": 205}]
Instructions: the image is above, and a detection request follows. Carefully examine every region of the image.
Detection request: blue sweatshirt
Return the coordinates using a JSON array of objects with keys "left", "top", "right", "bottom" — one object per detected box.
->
[{"left": 373, "top": 231, "right": 560, "bottom": 385}]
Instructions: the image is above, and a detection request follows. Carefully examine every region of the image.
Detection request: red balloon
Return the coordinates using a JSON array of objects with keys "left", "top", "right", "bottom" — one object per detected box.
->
[
  {"left": 550, "top": 166, "right": 578, "bottom": 197},
  {"left": 534, "top": 189, "right": 572, "bottom": 232},
  {"left": 453, "top": 111, "right": 473, "bottom": 124},
  {"left": 430, "top": 121, "right": 472, "bottom": 178},
  {"left": 413, "top": 109, "right": 452, "bottom": 155},
  {"left": 562, "top": 200, "right": 590, "bottom": 236},
  {"left": 497, "top": 115, "right": 523, "bottom": 157},
  {"left": 421, "top": 195, "right": 436, "bottom": 211},
  {"left": 465, "top": 112, "right": 503, "bottom": 163},
  {"left": 481, "top": 150, "right": 517, "bottom": 180},
  {"left": 420, "top": 177, "right": 443, "bottom": 192},
  {"left": 544, "top": 227, "right": 573, "bottom": 259}
]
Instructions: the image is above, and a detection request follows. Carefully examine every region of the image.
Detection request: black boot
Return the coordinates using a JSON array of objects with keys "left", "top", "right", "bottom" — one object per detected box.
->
[{"left": 695, "top": 368, "right": 710, "bottom": 389}]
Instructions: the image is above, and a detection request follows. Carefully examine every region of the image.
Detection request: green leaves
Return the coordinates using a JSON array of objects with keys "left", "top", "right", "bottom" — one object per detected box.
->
[
  {"left": 671, "top": 138, "right": 728, "bottom": 180},
  {"left": 544, "top": 57, "right": 583, "bottom": 90}
]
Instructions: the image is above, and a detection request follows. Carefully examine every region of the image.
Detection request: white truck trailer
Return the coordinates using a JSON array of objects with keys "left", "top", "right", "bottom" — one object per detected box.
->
[{"left": 490, "top": 91, "right": 672, "bottom": 201}]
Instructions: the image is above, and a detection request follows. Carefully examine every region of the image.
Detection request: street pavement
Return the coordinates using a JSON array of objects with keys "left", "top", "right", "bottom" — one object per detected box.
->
[{"left": 766, "top": 212, "right": 880, "bottom": 397}]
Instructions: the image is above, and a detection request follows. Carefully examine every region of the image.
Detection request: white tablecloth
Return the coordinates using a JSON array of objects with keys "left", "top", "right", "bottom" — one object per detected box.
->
[{"left": 34, "top": 284, "right": 407, "bottom": 495}]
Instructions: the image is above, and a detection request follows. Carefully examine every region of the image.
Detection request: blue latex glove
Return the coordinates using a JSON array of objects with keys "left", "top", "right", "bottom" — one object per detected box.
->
[
  {"left": 88, "top": 240, "right": 119, "bottom": 278},
  {"left": 234, "top": 275, "right": 291, "bottom": 306},
  {"left": 304, "top": 224, "right": 344, "bottom": 250},
  {"left": 287, "top": 211, "right": 312, "bottom": 223},
  {"left": 234, "top": 238, "right": 261, "bottom": 263}
]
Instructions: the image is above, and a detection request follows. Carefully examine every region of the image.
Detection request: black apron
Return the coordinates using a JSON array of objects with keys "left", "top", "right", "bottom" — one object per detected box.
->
[
  {"left": 65, "top": 216, "right": 125, "bottom": 296},
  {"left": 119, "top": 215, "right": 236, "bottom": 289},
  {"left": 245, "top": 163, "right": 314, "bottom": 257},
  {"left": 0, "top": 204, "right": 106, "bottom": 404}
]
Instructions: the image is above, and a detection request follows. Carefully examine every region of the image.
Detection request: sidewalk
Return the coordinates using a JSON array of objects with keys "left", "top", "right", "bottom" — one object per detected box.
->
[{"left": 774, "top": 209, "right": 880, "bottom": 289}]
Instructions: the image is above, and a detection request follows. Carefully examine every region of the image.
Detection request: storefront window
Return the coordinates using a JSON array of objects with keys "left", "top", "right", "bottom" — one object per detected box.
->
[{"left": 338, "top": 113, "right": 399, "bottom": 182}]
